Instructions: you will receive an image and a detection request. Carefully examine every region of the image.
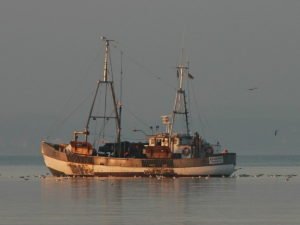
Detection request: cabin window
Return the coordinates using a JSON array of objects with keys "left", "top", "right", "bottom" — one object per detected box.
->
[
  {"left": 150, "top": 139, "right": 155, "bottom": 145},
  {"left": 156, "top": 139, "right": 162, "bottom": 146},
  {"left": 181, "top": 138, "right": 192, "bottom": 145},
  {"left": 162, "top": 138, "right": 168, "bottom": 146}
]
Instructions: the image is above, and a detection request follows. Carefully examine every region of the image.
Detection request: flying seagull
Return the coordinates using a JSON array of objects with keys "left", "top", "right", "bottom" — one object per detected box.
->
[
  {"left": 188, "top": 73, "right": 194, "bottom": 79},
  {"left": 248, "top": 87, "right": 258, "bottom": 91}
]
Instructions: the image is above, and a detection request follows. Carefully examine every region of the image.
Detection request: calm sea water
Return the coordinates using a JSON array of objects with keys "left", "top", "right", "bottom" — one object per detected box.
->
[{"left": 0, "top": 155, "right": 299, "bottom": 225}]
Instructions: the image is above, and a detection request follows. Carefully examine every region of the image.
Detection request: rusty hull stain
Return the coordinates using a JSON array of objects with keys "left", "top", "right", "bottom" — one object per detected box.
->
[
  {"left": 144, "top": 168, "right": 175, "bottom": 176},
  {"left": 68, "top": 163, "right": 94, "bottom": 175}
]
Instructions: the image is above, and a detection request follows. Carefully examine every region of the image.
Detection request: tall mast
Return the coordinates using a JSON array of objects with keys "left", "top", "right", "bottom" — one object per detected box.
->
[
  {"left": 170, "top": 61, "right": 191, "bottom": 137},
  {"left": 119, "top": 50, "right": 123, "bottom": 153},
  {"left": 85, "top": 37, "right": 121, "bottom": 156}
]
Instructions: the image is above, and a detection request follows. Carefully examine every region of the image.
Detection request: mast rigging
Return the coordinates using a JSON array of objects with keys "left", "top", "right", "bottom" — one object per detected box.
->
[{"left": 85, "top": 36, "right": 121, "bottom": 156}]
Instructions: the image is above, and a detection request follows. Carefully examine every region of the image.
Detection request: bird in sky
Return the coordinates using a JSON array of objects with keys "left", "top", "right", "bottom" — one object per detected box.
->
[
  {"left": 274, "top": 129, "right": 278, "bottom": 136},
  {"left": 248, "top": 87, "right": 258, "bottom": 91}
]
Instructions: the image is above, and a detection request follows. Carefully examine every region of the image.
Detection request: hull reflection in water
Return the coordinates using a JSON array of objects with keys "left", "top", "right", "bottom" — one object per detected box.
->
[{"left": 38, "top": 175, "right": 300, "bottom": 225}]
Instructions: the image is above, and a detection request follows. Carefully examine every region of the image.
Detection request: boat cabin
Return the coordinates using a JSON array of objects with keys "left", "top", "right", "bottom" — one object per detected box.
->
[
  {"left": 147, "top": 133, "right": 193, "bottom": 158},
  {"left": 69, "top": 141, "right": 93, "bottom": 156}
]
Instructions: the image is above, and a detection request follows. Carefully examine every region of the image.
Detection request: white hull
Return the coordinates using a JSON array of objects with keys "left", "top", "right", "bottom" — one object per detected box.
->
[{"left": 43, "top": 154, "right": 235, "bottom": 177}]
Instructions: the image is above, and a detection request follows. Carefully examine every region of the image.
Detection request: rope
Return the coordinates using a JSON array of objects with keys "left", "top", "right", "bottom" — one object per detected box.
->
[
  {"left": 122, "top": 105, "right": 150, "bottom": 129},
  {"left": 187, "top": 78, "right": 192, "bottom": 131},
  {"left": 113, "top": 44, "right": 176, "bottom": 91},
  {"left": 102, "top": 84, "right": 108, "bottom": 139},
  {"left": 45, "top": 90, "right": 94, "bottom": 139},
  {"left": 44, "top": 50, "right": 101, "bottom": 139},
  {"left": 190, "top": 81, "right": 207, "bottom": 138},
  {"left": 96, "top": 110, "right": 115, "bottom": 146}
]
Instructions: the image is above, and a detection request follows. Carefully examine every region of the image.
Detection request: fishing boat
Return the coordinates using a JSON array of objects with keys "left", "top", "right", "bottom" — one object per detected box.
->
[{"left": 41, "top": 37, "right": 236, "bottom": 177}]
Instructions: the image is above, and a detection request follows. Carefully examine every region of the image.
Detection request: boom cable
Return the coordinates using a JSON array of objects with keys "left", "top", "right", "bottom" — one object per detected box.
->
[
  {"left": 46, "top": 90, "right": 94, "bottom": 139},
  {"left": 113, "top": 45, "right": 176, "bottom": 91},
  {"left": 44, "top": 50, "right": 102, "bottom": 139}
]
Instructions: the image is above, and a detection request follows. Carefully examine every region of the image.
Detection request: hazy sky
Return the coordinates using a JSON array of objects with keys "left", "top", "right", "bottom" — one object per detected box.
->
[{"left": 1, "top": 0, "right": 300, "bottom": 155}]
